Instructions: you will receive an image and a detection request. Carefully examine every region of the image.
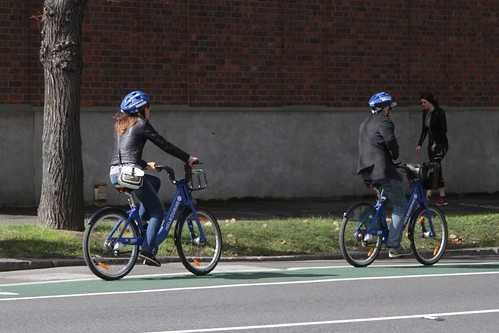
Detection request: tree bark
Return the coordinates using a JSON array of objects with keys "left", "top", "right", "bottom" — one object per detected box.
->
[{"left": 38, "top": 0, "right": 88, "bottom": 231}]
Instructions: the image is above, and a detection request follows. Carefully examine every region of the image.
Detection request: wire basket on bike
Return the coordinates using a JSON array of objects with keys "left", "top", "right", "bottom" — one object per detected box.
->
[{"left": 189, "top": 169, "right": 208, "bottom": 191}]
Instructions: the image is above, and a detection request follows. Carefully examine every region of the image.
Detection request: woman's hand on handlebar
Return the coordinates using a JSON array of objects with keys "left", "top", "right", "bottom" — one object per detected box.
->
[
  {"left": 188, "top": 156, "right": 199, "bottom": 167},
  {"left": 146, "top": 161, "right": 157, "bottom": 171}
]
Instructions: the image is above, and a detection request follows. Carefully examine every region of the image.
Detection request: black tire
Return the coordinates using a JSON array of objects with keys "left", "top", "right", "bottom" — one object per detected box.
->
[
  {"left": 175, "top": 208, "right": 222, "bottom": 275},
  {"left": 408, "top": 206, "right": 448, "bottom": 265},
  {"left": 339, "top": 202, "right": 382, "bottom": 267},
  {"left": 82, "top": 207, "right": 139, "bottom": 280}
]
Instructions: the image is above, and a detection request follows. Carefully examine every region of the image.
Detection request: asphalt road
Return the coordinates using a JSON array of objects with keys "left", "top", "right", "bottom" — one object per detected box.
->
[{"left": 1, "top": 259, "right": 498, "bottom": 333}]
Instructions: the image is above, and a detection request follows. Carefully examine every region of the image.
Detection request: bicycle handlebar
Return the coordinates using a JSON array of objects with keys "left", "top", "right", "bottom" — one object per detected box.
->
[
  {"left": 396, "top": 163, "right": 411, "bottom": 173},
  {"left": 155, "top": 161, "right": 202, "bottom": 184},
  {"left": 396, "top": 161, "right": 439, "bottom": 184}
]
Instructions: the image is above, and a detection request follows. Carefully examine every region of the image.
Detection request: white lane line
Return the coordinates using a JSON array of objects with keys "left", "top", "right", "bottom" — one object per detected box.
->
[
  {"left": 146, "top": 309, "right": 499, "bottom": 333},
  {"left": 0, "top": 266, "right": 281, "bottom": 288},
  {"left": 0, "top": 272, "right": 186, "bottom": 287},
  {"left": 0, "top": 270, "right": 498, "bottom": 302}
]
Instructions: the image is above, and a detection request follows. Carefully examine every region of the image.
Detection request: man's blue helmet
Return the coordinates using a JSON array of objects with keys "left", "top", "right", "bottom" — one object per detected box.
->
[
  {"left": 368, "top": 92, "right": 397, "bottom": 113},
  {"left": 120, "top": 90, "right": 150, "bottom": 114}
]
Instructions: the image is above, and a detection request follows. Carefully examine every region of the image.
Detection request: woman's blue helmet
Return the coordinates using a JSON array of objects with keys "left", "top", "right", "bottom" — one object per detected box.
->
[
  {"left": 120, "top": 90, "right": 150, "bottom": 114},
  {"left": 368, "top": 92, "right": 397, "bottom": 113}
]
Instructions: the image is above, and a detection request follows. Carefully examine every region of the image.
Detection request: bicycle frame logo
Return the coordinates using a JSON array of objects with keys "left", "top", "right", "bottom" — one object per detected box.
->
[
  {"left": 165, "top": 195, "right": 183, "bottom": 230},
  {"left": 403, "top": 192, "right": 418, "bottom": 228}
]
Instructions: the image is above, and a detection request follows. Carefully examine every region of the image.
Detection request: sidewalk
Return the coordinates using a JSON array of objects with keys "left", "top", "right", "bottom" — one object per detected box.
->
[
  {"left": 199, "top": 193, "right": 499, "bottom": 221},
  {"left": 1, "top": 193, "right": 498, "bottom": 271},
  {"left": 1, "top": 193, "right": 499, "bottom": 223}
]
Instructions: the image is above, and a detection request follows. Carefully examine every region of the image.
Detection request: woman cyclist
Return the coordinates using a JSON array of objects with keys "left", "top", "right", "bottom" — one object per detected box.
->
[{"left": 109, "top": 90, "right": 198, "bottom": 267}]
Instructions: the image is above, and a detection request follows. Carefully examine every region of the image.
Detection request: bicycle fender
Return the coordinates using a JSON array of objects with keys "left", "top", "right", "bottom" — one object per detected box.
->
[{"left": 86, "top": 207, "right": 127, "bottom": 225}]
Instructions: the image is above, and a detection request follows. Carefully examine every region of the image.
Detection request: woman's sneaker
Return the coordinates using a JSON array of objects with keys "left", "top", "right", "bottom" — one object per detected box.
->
[
  {"left": 388, "top": 245, "right": 413, "bottom": 258},
  {"left": 435, "top": 196, "right": 448, "bottom": 206},
  {"left": 139, "top": 251, "right": 161, "bottom": 267}
]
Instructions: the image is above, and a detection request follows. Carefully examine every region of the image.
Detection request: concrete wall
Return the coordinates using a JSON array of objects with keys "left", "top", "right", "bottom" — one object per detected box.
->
[{"left": 1, "top": 105, "right": 498, "bottom": 207}]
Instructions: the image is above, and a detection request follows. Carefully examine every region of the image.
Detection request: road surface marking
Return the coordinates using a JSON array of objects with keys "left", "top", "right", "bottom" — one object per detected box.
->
[
  {"left": 1, "top": 270, "right": 497, "bottom": 302},
  {"left": 146, "top": 309, "right": 499, "bottom": 333}
]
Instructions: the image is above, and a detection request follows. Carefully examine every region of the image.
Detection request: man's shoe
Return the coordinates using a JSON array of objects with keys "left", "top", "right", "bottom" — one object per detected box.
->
[
  {"left": 139, "top": 251, "right": 161, "bottom": 267},
  {"left": 388, "top": 245, "right": 413, "bottom": 258},
  {"left": 435, "top": 197, "right": 448, "bottom": 206}
]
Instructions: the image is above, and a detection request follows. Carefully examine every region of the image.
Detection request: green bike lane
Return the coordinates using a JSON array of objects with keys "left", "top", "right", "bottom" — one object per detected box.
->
[{"left": 1, "top": 262, "right": 498, "bottom": 301}]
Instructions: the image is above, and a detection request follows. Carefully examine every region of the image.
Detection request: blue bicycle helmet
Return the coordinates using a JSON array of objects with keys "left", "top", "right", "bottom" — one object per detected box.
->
[
  {"left": 120, "top": 90, "right": 150, "bottom": 114},
  {"left": 368, "top": 92, "right": 397, "bottom": 113}
]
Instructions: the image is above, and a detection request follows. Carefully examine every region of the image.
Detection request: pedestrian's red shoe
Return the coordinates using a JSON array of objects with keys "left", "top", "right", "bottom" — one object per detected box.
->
[{"left": 435, "top": 196, "right": 448, "bottom": 206}]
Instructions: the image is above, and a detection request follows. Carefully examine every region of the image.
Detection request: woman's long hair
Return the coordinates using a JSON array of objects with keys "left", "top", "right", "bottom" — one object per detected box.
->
[{"left": 113, "top": 109, "right": 146, "bottom": 136}]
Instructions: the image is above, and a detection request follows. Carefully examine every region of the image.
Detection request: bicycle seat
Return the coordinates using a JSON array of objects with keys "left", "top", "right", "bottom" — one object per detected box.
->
[
  {"left": 364, "top": 179, "right": 382, "bottom": 189},
  {"left": 113, "top": 184, "right": 134, "bottom": 193}
]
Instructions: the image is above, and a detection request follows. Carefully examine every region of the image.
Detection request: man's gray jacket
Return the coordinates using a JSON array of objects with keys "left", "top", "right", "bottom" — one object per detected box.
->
[{"left": 357, "top": 112, "right": 401, "bottom": 181}]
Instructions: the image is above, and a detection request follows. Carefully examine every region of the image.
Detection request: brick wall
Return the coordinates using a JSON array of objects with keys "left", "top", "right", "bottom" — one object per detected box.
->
[
  {"left": 1, "top": 0, "right": 498, "bottom": 108},
  {"left": 0, "top": 1, "right": 39, "bottom": 104}
]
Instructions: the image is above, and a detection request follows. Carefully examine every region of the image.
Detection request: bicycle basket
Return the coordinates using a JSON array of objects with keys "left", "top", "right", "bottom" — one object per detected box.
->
[{"left": 189, "top": 169, "right": 208, "bottom": 191}]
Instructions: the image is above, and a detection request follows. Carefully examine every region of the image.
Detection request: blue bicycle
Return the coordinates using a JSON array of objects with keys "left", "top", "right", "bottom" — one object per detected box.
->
[
  {"left": 339, "top": 162, "right": 448, "bottom": 267},
  {"left": 83, "top": 163, "right": 222, "bottom": 280}
]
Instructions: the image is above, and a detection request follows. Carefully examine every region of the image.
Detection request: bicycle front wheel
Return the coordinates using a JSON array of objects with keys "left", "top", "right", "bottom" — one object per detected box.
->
[
  {"left": 83, "top": 208, "right": 139, "bottom": 280},
  {"left": 339, "top": 202, "right": 382, "bottom": 267},
  {"left": 408, "top": 206, "right": 448, "bottom": 265},
  {"left": 175, "top": 208, "right": 222, "bottom": 275}
]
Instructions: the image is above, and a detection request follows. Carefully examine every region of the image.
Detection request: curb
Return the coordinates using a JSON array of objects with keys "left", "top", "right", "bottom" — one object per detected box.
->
[
  {"left": 0, "top": 258, "right": 86, "bottom": 272},
  {"left": 1, "top": 247, "right": 497, "bottom": 272}
]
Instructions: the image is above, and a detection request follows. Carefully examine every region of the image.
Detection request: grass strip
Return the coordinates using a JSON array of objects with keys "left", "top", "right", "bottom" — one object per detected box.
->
[{"left": 0, "top": 213, "right": 497, "bottom": 259}]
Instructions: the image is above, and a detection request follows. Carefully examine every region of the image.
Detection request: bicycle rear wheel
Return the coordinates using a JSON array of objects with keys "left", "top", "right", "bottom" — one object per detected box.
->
[
  {"left": 83, "top": 208, "right": 139, "bottom": 280},
  {"left": 175, "top": 208, "right": 222, "bottom": 275},
  {"left": 339, "top": 202, "right": 382, "bottom": 267},
  {"left": 408, "top": 206, "right": 448, "bottom": 265}
]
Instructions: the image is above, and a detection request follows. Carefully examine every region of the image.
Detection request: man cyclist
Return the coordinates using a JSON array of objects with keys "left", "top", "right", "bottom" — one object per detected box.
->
[{"left": 357, "top": 92, "right": 413, "bottom": 258}]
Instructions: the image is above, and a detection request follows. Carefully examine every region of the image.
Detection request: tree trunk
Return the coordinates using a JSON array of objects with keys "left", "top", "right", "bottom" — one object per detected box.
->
[{"left": 38, "top": 0, "right": 88, "bottom": 231}]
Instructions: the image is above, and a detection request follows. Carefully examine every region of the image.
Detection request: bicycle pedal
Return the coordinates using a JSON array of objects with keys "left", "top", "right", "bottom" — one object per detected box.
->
[{"left": 143, "top": 259, "right": 155, "bottom": 266}]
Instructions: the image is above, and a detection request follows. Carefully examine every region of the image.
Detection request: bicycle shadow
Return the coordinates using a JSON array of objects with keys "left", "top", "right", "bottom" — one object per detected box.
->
[
  {"left": 213, "top": 270, "right": 338, "bottom": 280},
  {"left": 137, "top": 269, "right": 338, "bottom": 282}
]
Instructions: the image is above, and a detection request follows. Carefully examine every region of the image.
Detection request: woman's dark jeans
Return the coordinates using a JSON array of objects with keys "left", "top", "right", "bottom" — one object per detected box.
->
[{"left": 110, "top": 173, "right": 164, "bottom": 254}]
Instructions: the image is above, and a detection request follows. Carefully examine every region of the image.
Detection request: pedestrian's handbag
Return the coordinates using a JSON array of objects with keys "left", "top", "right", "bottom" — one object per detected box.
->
[
  {"left": 116, "top": 133, "right": 145, "bottom": 189},
  {"left": 118, "top": 166, "right": 144, "bottom": 189}
]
